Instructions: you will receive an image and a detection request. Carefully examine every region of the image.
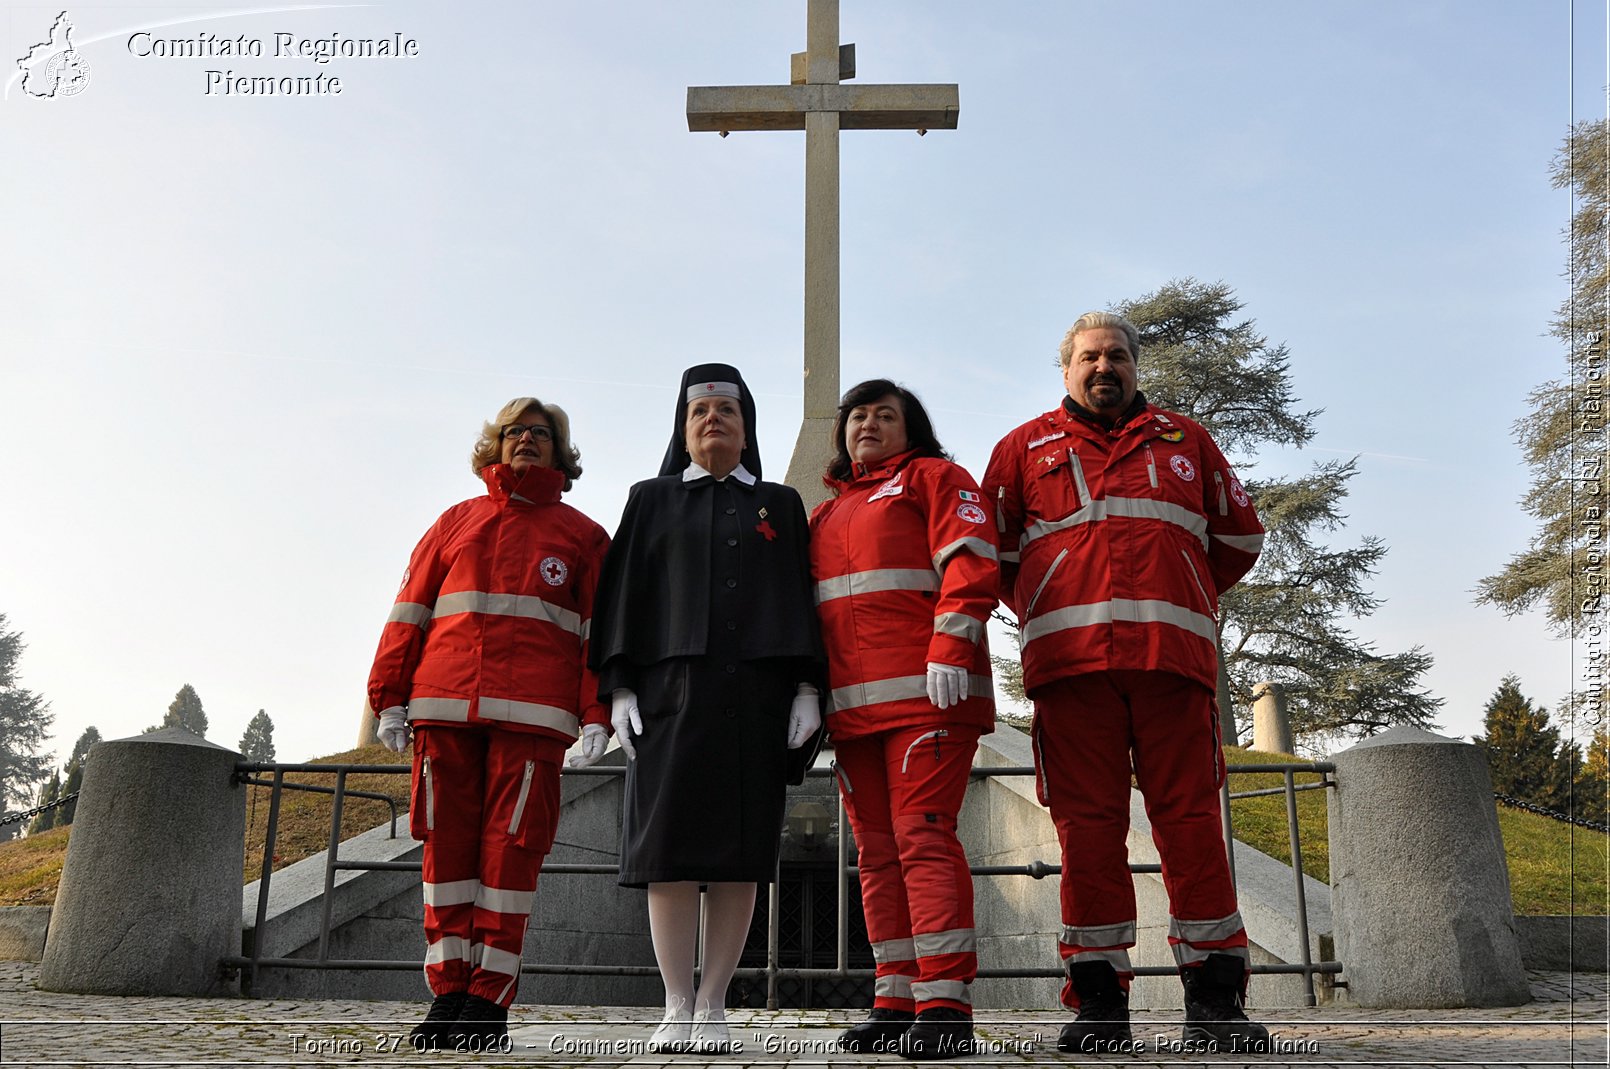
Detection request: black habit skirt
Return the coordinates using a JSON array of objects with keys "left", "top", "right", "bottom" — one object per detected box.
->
[{"left": 618, "top": 656, "right": 794, "bottom": 887}]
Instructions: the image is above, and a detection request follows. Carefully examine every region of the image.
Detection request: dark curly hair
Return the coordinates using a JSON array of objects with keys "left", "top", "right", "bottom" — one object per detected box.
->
[{"left": 825, "top": 379, "right": 951, "bottom": 487}]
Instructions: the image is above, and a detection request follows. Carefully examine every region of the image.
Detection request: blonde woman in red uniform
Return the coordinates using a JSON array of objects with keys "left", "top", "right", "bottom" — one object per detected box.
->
[
  {"left": 809, "top": 379, "right": 999, "bottom": 1061},
  {"left": 367, "top": 397, "right": 611, "bottom": 1052}
]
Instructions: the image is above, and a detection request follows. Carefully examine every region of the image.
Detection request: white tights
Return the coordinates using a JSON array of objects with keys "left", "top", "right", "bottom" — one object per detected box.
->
[{"left": 646, "top": 881, "right": 757, "bottom": 1014}]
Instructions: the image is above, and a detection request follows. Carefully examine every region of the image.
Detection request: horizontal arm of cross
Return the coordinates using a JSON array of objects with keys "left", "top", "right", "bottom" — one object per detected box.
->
[{"left": 687, "top": 83, "right": 959, "bottom": 132}]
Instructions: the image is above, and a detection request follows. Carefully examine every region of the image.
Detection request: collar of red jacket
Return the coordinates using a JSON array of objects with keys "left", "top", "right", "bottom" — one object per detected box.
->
[
  {"left": 481, "top": 463, "right": 564, "bottom": 506},
  {"left": 827, "top": 447, "right": 923, "bottom": 492}
]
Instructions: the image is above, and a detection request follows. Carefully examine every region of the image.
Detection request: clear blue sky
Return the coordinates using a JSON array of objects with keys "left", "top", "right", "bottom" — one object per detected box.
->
[{"left": 1, "top": 0, "right": 1601, "bottom": 767}]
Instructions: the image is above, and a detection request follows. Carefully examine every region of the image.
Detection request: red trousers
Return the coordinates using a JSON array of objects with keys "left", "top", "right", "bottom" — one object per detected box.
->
[
  {"left": 1032, "top": 671, "right": 1248, "bottom": 1008},
  {"left": 410, "top": 725, "right": 563, "bottom": 1007},
  {"left": 835, "top": 724, "right": 981, "bottom": 1015}
]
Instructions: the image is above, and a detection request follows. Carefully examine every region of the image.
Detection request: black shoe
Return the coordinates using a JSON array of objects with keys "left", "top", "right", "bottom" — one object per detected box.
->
[
  {"left": 1180, "top": 952, "right": 1271, "bottom": 1052},
  {"left": 839, "top": 1007, "right": 917, "bottom": 1052},
  {"left": 445, "top": 993, "right": 510, "bottom": 1053},
  {"left": 1057, "top": 960, "right": 1134, "bottom": 1053},
  {"left": 408, "top": 991, "right": 467, "bottom": 1051},
  {"left": 897, "top": 1007, "right": 974, "bottom": 1061}
]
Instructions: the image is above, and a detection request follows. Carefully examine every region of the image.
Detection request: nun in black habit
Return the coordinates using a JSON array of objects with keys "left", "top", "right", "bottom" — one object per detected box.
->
[{"left": 582, "top": 363, "right": 825, "bottom": 1053}]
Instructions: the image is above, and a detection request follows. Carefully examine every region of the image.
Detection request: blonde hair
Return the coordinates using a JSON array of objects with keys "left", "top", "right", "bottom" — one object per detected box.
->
[
  {"left": 470, "top": 397, "right": 583, "bottom": 490},
  {"left": 1058, "top": 311, "right": 1140, "bottom": 368}
]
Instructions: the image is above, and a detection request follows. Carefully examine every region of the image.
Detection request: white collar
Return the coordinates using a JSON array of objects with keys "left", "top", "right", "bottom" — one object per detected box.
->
[{"left": 683, "top": 461, "right": 756, "bottom": 485}]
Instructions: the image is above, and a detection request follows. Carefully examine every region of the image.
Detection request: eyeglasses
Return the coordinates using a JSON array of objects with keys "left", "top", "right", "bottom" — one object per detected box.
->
[{"left": 502, "top": 424, "right": 554, "bottom": 442}]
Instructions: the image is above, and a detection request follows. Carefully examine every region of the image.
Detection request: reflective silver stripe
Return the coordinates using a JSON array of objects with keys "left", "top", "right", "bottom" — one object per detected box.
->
[
  {"left": 478, "top": 698, "right": 579, "bottom": 735},
  {"left": 424, "top": 936, "right": 473, "bottom": 966},
  {"left": 507, "top": 760, "right": 535, "bottom": 835},
  {"left": 477, "top": 884, "right": 536, "bottom": 915},
  {"left": 387, "top": 602, "right": 432, "bottom": 627},
  {"left": 816, "top": 568, "right": 939, "bottom": 603},
  {"left": 1022, "top": 496, "right": 1210, "bottom": 550},
  {"left": 476, "top": 944, "right": 523, "bottom": 978},
  {"left": 871, "top": 937, "right": 916, "bottom": 964},
  {"left": 901, "top": 729, "right": 948, "bottom": 774},
  {"left": 1067, "top": 449, "right": 1091, "bottom": 506},
  {"left": 933, "top": 612, "right": 984, "bottom": 643},
  {"left": 1062, "top": 921, "right": 1137, "bottom": 947},
  {"left": 409, "top": 697, "right": 471, "bottom": 723},
  {"left": 911, "top": 979, "right": 971, "bottom": 1005},
  {"left": 1214, "top": 471, "right": 1228, "bottom": 516},
  {"left": 933, "top": 536, "right": 998, "bottom": 568},
  {"left": 1168, "top": 911, "right": 1245, "bottom": 944},
  {"left": 913, "top": 927, "right": 976, "bottom": 957},
  {"left": 433, "top": 590, "right": 583, "bottom": 637},
  {"left": 833, "top": 760, "right": 853, "bottom": 795},
  {"left": 1175, "top": 943, "right": 1248, "bottom": 969},
  {"left": 1025, "top": 548, "right": 1068, "bottom": 617},
  {"left": 422, "top": 878, "right": 478, "bottom": 907},
  {"left": 422, "top": 756, "right": 436, "bottom": 831},
  {"left": 1022, "top": 598, "right": 1217, "bottom": 646},
  {"left": 1213, "top": 532, "right": 1264, "bottom": 554},
  {"left": 832, "top": 675, "right": 992, "bottom": 714},
  {"left": 580, "top": 618, "right": 592, "bottom": 641},
  {"left": 875, "top": 974, "right": 915, "bottom": 998},
  {"left": 999, "top": 549, "right": 1020, "bottom": 563},
  {"left": 1063, "top": 947, "right": 1135, "bottom": 973}
]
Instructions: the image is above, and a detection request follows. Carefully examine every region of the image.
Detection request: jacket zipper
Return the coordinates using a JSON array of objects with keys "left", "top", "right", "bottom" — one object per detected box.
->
[
  {"left": 996, "top": 486, "right": 1007, "bottom": 535},
  {"left": 1181, "top": 551, "right": 1214, "bottom": 618},
  {"left": 1067, "top": 448, "right": 1091, "bottom": 507},
  {"left": 1144, "top": 444, "right": 1159, "bottom": 488},
  {"left": 902, "top": 729, "right": 950, "bottom": 774},
  {"left": 507, "top": 760, "right": 535, "bottom": 835},
  {"left": 422, "top": 756, "right": 436, "bottom": 832},
  {"left": 1027, "top": 548, "right": 1069, "bottom": 617},
  {"left": 1213, "top": 471, "right": 1228, "bottom": 516}
]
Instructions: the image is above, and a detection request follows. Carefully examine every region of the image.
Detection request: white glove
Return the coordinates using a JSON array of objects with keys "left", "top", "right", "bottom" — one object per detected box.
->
[
  {"left": 925, "top": 663, "right": 969, "bottom": 710},
  {"left": 377, "top": 707, "right": 411, "bottom": 753},
  {"left": 787, "top": 684, "right": 822, "bottom": 749},
  {"left": 568, "top": 723, "right": 610, "bottom": 768},
  {"left": 611, "top": 689, "right": 643, "bottom": 761}
]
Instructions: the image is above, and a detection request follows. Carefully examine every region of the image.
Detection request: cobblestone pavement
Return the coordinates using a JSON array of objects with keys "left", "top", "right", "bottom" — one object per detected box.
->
[{"left": 0, "top": 962, "right": 1603, "bottom": 1068}]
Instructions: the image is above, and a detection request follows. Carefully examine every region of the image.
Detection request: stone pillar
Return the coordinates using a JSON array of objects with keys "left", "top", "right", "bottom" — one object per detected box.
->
[
  {"left": 1327, "top": 726, "right": 1530, "bottom": 1007},
  {"left": 40, "top": 727, "right": 246, "bottom": 996},
  {"left": 356, "top": 699, "right": 380, "bottom": 749},
  {"left": 1252, "top": 681, "right": 1294, "bottom": 755}
]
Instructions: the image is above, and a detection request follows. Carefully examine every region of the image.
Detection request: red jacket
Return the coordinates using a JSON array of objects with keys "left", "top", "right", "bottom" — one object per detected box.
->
[
  {"left": 982, "top": 402, "right": 1263, "bottom": 696},
  {"left": 367, "top": 463, "right": 611, "bottom": 743},
  {"left": 809, "top": 452, "right": 998, "bottom": 741}
]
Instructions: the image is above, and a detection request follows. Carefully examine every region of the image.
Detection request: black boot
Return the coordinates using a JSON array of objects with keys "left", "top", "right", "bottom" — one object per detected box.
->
[
  {"left": 408, "top": 990, "right": 467, "bottom": 1051},
  {"left": 897, "top": 1007, "right": 974, "bottom": 1060},
  {"left": 1057, "top": 960, "right": 1133, "bottom": 1053},
  {"left": 839, "top": 1006, "right": 916, "bottom": 1052},
  {"left": 445, "top": 993, "right": 510, "bottom": 1052},
  {"left": 1180, "top": 953, "right": 1270, "bottom": 1052}
]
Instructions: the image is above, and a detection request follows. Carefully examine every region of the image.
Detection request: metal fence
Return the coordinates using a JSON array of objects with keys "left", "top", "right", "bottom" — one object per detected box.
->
[{"left": 221, "top": 756, "right": 1342, "bottom": 1007}]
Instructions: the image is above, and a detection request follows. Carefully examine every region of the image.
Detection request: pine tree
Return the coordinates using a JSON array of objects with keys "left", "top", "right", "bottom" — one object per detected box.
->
[
  {"left": 161, "top": 684, "right": 208, "bottom": 737},
  {"left": 993, "top": 281, "right": 1444, "bottom": 745},
  {"left": 238, "top": 710, "right": 276, "bottom": 763},
  {"left": 1477, "top": 676, "right": 1569, "bottom": 811},
  {"left": 27, "top": 770, "right": 59, "bottom": 834},
  {"left": 55, "top": 726, "right": 98, "bottom": 827},
  {"left": 0, "top": 614, "right": 54, "bottom": 814}
]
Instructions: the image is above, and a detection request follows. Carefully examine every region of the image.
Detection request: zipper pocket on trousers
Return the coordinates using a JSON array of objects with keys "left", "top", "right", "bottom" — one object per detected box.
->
[
  {"left": 422, "top": 756, "right": 436, "bottom": 832},
  {"left": 1026, "top": 548, "right": 1069, "bottom": 617},
  {"left": 1144, "top": 444, "right": 1159, "bottom": 489},
  {"left": 507, "top": 760, "right": 535, "bottom": 835},
  {"left": 901, "top": 729, "right": 950, "bottom": 774},
  {"left": 833, "top": 760, "right": 852, "bottom": 795}
]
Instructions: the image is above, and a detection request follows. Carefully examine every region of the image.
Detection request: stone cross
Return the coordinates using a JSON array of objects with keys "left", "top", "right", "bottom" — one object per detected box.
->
[{"left": 687, "top": 0, "right": 959, "bottom": 506}]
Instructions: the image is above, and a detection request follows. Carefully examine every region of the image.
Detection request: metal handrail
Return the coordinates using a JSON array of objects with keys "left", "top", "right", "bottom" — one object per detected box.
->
[{"left": 225, "top": 755, "right": 1341, "bottom": 1006}]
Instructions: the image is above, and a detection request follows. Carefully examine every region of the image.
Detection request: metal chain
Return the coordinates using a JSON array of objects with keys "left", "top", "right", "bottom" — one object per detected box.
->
[
  {"left": 1493, "top": 791, "right": 1610, "bottom": 833},
  {"left": 0, "top": 791, "right": 81, "bottom": 829}
]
